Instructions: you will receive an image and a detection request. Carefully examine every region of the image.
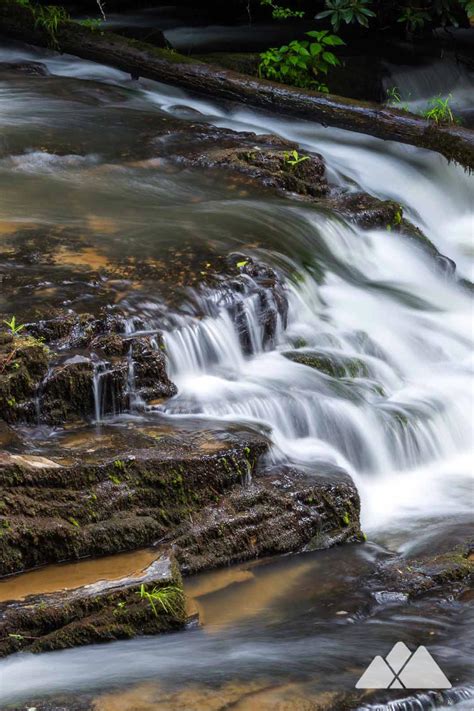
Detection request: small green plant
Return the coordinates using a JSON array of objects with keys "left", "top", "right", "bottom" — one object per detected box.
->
[
  {"left": 15, "top": 0, "right": 31, "bottom": 7},
  {"left": 77, "top": 17, "right": 103, "bottom": 32},
  {"left": 113, "top": 600, "right": 127, "bottom": 615},
  {"left": 316, "top": 0, "right": 376, "bottom": 31},
  {"left": 386, "top": 86, "right": 401, "bottom": 104},
  {"left": 385, "top": 86, "right": 411, "bottom": 113},
  {"left": 422, "top": 94, "right": 457, "bottom": 124},
  {"left": 260, "top": 0, "right": 304, "bottom": 19},
  {"left": 236, "top": 260, "right": 249, "bottom": 268},
  {"left": 114, "top": 459, "right": 125, "bottom": 471},
  {"left": 3, "top": 316, "right": 25, "bottom": 336},
  {"left": 68, "top": 516, "right": 80, "bottom": 527},
  {"left": 34, "top": 5, "right": 70, "bottom": 47},
  {"left": 8, "top": 633, "right": 24, "bottom": 641},
  {"left": 137, "top": 584, "right": 184, "bottom": 617},
  {"left": 387, "top": 205, "right": 403, "bottom": 232},
  {"left": 259, "top": 30, "right": 344, "bottom": 91},
  {"left": 284, "top": 149, "right": 310, "bottom": 167}
]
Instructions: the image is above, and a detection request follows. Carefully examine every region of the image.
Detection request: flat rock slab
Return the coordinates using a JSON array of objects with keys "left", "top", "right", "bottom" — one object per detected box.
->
[
  {"left": 0, "top": 551, "right": 186, "bottom": 657},
  {"left": 0, "top": 425, "right": 268, "bottom": 576}
]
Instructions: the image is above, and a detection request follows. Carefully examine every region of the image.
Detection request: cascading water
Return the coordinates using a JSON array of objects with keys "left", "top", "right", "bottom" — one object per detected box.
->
[
  {"left": 158, "top": 209, "right": 472, "bottom": 532},
  {"left": 0, "top": 39, "right": 472, "bottom": 709}
]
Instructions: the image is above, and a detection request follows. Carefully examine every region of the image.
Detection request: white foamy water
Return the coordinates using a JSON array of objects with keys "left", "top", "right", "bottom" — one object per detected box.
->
[
  {"left": 160, "top": 215, "right": 473, "bottom": 531},
  {"left": 138, "top": 84, "right": 474, "bottom": 533}
]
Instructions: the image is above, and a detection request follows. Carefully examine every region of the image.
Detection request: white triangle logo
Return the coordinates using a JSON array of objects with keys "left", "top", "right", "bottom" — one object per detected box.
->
[
  {"left": 356, "top": 642, "right": 451, "bottom": 689},
  {"left": 399, "top": 646, "right": 452, "bottom": 689}
]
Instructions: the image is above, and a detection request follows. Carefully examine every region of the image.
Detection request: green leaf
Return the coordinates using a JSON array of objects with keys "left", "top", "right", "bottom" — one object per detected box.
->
[
  {"left": 309, "top": 42, "right": 322, "bottom": 55},
  {"left": 236, "top": 260, "right": 248, "bottom": 268},
  {"left": 325, "top": 34, "right": 345, "bottom": 46},
  {"left": 322, "top": 51, "right": 338, "bottom": 65}
]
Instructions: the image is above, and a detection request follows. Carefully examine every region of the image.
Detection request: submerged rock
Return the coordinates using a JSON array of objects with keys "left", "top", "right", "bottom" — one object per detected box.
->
[
  {"left": 0, "top": 60, "right": 49, "bottom": 76},
  {"left": 377, "top": 542, "right": 474, "bottom": 599}
]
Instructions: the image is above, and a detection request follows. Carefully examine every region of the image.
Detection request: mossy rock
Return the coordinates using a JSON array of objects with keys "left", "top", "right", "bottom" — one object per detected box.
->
[
  {"left": 0, "top": 334, "right": 49, "bottom": 423},
  {"left": 283, "top": 349, "right": 369, "bottom": 379},
  {"left": 0, "top": 552, "right": 186, "bottom": 657}
]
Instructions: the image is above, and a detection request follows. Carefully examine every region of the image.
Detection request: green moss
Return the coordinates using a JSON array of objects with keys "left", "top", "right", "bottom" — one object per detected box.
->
[{"left": 283, "top": 350, "right": 368, "bottom": 379}]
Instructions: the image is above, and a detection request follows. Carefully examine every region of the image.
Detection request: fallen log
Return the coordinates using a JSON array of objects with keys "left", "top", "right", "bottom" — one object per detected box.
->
[{"left": 1, "top": 1, "right": 473, "bottom": 170}]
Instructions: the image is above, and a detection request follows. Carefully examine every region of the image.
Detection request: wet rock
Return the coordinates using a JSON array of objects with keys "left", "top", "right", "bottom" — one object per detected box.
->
[
  {"left": 0, "top": 334, "right": 49, "bottom": 423},
  {"left": 283, "top": 349, "right": 369, "bottom": 378},
  {"left": 171, "top": 467, "right": 363, "bottom": 575},
  {"left": 130, "top": 336, "right": 177, "bottom": 402},
  {"left": 376, "top": 541, "right": 474, "bottom": 599},
  {"left": 0, "top": 553, "right": 186, "bottom": 657},
  {"left": 175, "top": 128, "right": 329, "bottom": 198},
  {"left": 0, "top": 431, "right": 269, "bottom": 575},
  {"left": 225, "top": 257, "right": 288, "bottom": 353},
  {"left": 332, "top": 192, "right": 441, "bottom": 254},
  {"left": 40, "top": 357, "right": 95, "bottom": 424},
  {"left": 0, "top": 60, "right": 49, "bottom": 76}
]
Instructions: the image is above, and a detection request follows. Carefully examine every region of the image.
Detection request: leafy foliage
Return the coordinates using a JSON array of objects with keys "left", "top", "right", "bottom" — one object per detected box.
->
[
  {"left": 260, "top": 0, "right": 304, "bottom": 19},
  {"left": 397, "top": 6, "right": 431, "bottom": 32},
  {"left": 315, "top": 0, "right": 472, "bottom": 34},
  {"left": 259, "top": 30, "right": 345, "bottom": 91},
  {"left": 316, "top": 0, "right": 376, "bottom": 31}
]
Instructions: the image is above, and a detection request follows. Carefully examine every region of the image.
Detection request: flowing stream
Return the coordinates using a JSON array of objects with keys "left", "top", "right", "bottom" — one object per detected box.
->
[{"left": 0, "top": 40, "right": 473, "bottom": 709}]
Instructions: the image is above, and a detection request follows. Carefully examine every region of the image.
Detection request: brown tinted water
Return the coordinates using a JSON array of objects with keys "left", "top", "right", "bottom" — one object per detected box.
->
[{"left": 0, "top": 548, "right": 158, "bottom": 602}]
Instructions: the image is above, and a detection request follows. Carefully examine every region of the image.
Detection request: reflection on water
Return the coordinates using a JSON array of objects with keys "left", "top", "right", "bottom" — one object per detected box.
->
[{"left": 0, "top": 39, "right": 472, "bottom": 710}]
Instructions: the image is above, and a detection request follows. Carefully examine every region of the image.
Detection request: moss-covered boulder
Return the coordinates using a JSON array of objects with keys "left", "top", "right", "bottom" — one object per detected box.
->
[
  {"left": 283, "top": 349, "right": 369, "bottom": 379},
  {"left": 40, "top": 357, "right": 96, "bottom": 424}
]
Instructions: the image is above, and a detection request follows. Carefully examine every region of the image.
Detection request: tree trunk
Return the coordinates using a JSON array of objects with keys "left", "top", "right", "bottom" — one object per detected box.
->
[{"left": 1, "top": 1, "right": 473, "bottom": 170}]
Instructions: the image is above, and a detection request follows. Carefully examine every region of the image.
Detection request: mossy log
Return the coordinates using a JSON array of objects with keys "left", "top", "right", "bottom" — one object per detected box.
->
[{"left": 1, "top": 1, "right": 474, "bottom": 170}]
